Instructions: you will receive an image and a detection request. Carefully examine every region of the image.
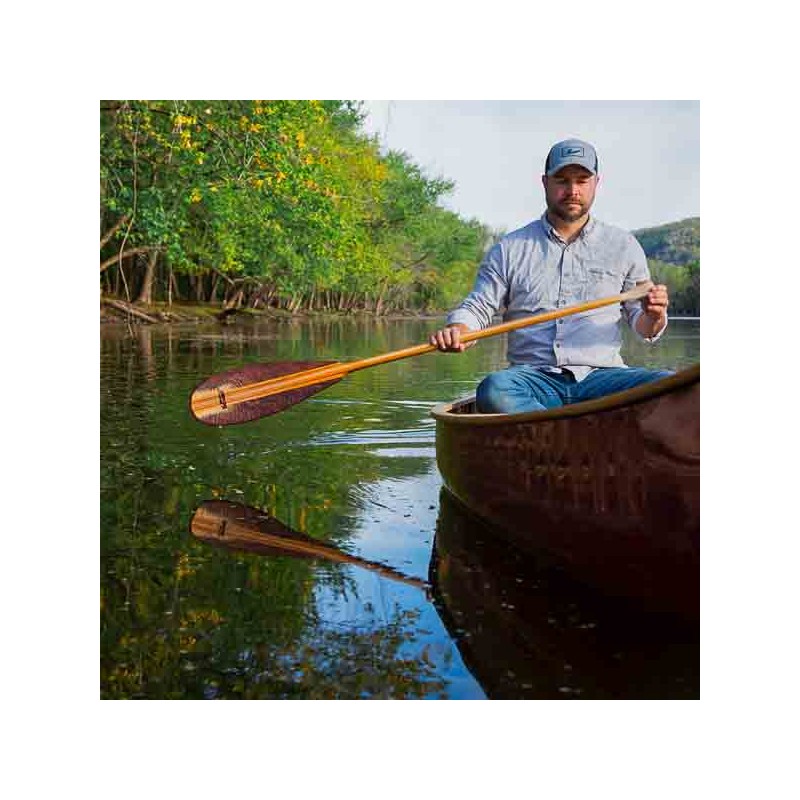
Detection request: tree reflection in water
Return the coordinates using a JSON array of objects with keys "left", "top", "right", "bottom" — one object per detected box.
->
[{"left": 102, "top": 496, "right": 450, "bottom": 699}]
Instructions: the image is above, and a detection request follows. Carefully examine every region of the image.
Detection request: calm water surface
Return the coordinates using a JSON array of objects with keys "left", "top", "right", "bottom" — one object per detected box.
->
[{"left": 100, "top": 316, "right": 700, "bottom": 699}]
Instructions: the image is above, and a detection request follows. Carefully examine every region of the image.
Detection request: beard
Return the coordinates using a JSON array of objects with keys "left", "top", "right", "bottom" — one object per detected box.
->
[{"left": 548, "top": 199, "right": 589, "bottom": 223}]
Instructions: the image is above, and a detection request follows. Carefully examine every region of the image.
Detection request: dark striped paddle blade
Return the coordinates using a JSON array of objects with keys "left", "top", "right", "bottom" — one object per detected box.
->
[{"left": 189, "top": 360, "right": 340, "bottom": 426}]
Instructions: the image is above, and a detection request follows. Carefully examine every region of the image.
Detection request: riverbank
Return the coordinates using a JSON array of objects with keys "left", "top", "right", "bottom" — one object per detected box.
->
[
  {"left": 101, "top": 298, "right": 699, "bottom": 327},
  {"left": 100, "top": 298, "right": 443, "bottom": 326}
]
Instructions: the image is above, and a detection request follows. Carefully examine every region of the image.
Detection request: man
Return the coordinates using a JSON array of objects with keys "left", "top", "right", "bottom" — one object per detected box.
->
[{"left": 429, "top": 138, "right": 672, "bottom": 414}]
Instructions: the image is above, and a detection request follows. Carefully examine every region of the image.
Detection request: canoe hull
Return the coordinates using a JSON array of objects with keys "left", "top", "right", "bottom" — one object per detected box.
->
[{"left": 431, "top": 366, "right": 700, "bottom": 616}]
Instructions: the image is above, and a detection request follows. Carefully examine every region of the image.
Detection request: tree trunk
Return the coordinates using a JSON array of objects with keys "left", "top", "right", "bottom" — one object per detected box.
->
[
  {"left": 209, "top": 272, "right": 220, "bottom": 304},
  {"left": 170, "top": 270, "right": 181, "bottom": 302},
  {"left": 135, "top": 250, "right": 158, "bottom": 304}
]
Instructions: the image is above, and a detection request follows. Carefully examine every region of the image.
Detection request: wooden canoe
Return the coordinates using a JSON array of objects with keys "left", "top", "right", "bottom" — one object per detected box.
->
[{"left": 430, "top": 364, "right": 700, "bottom": 617}]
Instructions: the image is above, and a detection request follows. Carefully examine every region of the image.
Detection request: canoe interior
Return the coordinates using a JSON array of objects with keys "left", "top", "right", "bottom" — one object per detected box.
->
[
  {"left": 432, "top": 363, "right": 700, "bottom": 422},
  {"left": 431, "top": 365, "right": 700, "bottom": 617}
]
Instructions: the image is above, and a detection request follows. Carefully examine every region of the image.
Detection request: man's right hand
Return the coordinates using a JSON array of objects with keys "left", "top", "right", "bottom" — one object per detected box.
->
[{"left": 429, "top": 323, "right": 475, "bottom": 353}]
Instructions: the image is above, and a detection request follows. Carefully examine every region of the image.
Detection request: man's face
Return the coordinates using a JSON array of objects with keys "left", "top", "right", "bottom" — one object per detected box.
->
[{"left": 542, "top": 165, "right": 599, "bottom": 223}]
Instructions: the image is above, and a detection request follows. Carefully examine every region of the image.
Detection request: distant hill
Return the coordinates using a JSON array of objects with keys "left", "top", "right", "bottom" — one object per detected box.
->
[
  {"left": 630, "top": 217, "right": 699, "bottom": 315},
  {"left": 633, "top": 217, "right": 699, "bottom": 266}
]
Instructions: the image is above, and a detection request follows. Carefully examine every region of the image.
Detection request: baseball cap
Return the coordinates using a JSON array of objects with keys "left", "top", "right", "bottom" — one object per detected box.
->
[{"left": 545, "top": 139, "right": 598, "bottom": 176}]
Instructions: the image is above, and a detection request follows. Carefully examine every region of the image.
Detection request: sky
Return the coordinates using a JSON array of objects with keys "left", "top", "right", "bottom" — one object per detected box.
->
[{"left": 359, "top": 100, "right": 699, "bottom": 234}]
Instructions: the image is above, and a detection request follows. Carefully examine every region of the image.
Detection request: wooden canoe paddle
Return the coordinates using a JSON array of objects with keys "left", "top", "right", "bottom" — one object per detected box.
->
[
  {"left": 189, "top": 282, "right": 653, "bottom": 426},
  {"left": 190, "top": 499, "right": 429, "bottom": 592}
]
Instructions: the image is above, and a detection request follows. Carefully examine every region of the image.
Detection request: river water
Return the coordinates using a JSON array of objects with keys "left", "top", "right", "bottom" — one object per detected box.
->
[{"left": 100, "top": 315, "right": 700, "bottom": 699}]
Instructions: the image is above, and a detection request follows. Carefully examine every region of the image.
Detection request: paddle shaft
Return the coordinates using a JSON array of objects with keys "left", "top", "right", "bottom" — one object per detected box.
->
[
  {"left": 346, "top": 282, "right": 653, "bottom": 371},
  {"left": 191, "top": 283, "right": 652, "bottom": 417}
]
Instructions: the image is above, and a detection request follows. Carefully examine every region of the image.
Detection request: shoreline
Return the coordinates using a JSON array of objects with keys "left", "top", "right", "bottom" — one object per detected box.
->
[
  {"left": 100, "top": 298, "right": 445, "bottom": 326},
  {"left": 101, "top": 298, "right": 700, "bottom": 327}
]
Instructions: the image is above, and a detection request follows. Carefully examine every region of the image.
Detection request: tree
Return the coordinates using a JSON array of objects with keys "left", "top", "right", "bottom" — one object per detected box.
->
[{"left": 100, "top": 101, "right": 489, "bottom": 314}]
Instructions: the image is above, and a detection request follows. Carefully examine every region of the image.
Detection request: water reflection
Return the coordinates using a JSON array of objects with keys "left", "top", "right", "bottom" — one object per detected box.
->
[
  {"left": 101, "top": 317, "right": 700, "bottom": 699},
  {"left": 177, "top": 497, "right": 462, "bottom": 699},
  {"left": 191, "top": 499, "right": 429, "bottom": 593},
  {"left": 429, "top": 490, "right": 700, "bottom": 699},
  {"left": 188, "top": 493, "right": 700, "bottom": 699}
]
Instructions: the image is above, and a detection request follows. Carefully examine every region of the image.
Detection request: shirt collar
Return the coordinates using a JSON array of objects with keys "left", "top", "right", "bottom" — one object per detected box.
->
[{"left": 542, "top": 212, "right": 597, "bottom": 243}]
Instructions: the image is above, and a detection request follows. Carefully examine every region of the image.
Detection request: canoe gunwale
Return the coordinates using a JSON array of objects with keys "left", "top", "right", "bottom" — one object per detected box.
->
[{"left": 430, "top": 363, "right": 699, "bottom": 426}]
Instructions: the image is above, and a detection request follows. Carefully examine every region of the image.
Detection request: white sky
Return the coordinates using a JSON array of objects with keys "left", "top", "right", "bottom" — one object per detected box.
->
[{"left": 360, "top": 100, "right": 699, "bottom": 234}]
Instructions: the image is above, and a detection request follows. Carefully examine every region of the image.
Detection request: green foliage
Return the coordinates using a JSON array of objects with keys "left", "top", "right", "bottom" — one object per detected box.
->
[
  {"left": 634, "top": 218, "right": 700, "bottom": 315},
  {"left": 100, "top": 101, "right": 490, "bottom": 312}
]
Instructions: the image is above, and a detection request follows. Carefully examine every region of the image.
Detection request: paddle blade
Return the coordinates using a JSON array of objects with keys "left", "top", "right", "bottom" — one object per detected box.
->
[{"left": 189, "top": 360, "right": 340, "bottom": 426}]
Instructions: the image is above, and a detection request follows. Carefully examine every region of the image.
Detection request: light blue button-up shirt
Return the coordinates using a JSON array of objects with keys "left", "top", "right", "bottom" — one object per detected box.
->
[{"left": 446, "top": 214, "right": 666, "bottom": 380}]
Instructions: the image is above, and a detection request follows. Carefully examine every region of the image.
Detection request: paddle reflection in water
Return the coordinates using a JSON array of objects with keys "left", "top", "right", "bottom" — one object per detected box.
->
[
  {"left": 429, "top": 489, "right": 700, "bottom": 699},
  {"left": 187, "top": 499, "right": 469, "bottom": 699},
  {"left": 191, "top": 499, "right": 430, "bottom": 594}
]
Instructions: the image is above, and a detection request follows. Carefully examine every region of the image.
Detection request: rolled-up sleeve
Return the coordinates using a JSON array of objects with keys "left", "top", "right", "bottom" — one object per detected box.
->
[
  {"left": 622, "top": 236, "right": 668, "bottom": 343},
  {"left": 446, "top": 243, "right": 508, "bottom": 330}
]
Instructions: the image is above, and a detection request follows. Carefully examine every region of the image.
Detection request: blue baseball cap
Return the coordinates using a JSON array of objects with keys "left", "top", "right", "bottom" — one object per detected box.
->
[{"left": 545, "top": 139, "right": 599, "bottom": 176}]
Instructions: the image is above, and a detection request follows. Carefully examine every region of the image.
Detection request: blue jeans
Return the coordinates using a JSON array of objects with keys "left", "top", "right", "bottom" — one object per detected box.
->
[{"left": 475, "top": 365, "right": 674, "bottom": 414}]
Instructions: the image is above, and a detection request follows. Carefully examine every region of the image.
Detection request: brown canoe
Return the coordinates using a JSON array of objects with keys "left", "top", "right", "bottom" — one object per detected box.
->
[{"left": 430, "top": 364, "right": 700, "bottom": 617}]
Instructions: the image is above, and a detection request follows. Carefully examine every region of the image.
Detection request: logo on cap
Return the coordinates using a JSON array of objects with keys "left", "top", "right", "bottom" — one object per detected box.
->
[{"left": 561, "top": 146, "right": 584, "bottom": 158}]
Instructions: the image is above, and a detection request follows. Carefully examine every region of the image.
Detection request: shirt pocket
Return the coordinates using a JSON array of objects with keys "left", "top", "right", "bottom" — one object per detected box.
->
[{"left": 585, "top": 264, "right": 623, "bottom": 297}]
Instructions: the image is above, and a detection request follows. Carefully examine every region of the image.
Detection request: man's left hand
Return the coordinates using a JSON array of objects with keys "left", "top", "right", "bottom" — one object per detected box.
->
[
  {"left": 635, "top": 283, "right": 669, "bottom": 338},
  {"left": 642, "top": 283, "right": 669, "bottom": 324}
]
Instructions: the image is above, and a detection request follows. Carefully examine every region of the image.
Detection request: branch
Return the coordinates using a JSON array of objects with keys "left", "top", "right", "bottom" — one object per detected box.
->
[
  {"left": 101, "top": 298, "right": 160, "bottom": 323},
  {"left": 210, "top": 266, "right": 236, "bottom": 286},
  {"left": 101, "top": 102, "right": 172, "bottom": 117},
  {"left": 403, "top": 252, "right": 432, "bottom": 270},
  {"left": 100, "top": 246, "right": 163, "bottom": 273},
  {"left": 100, "top": 214, "right": 130, "bottom": 249}
]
